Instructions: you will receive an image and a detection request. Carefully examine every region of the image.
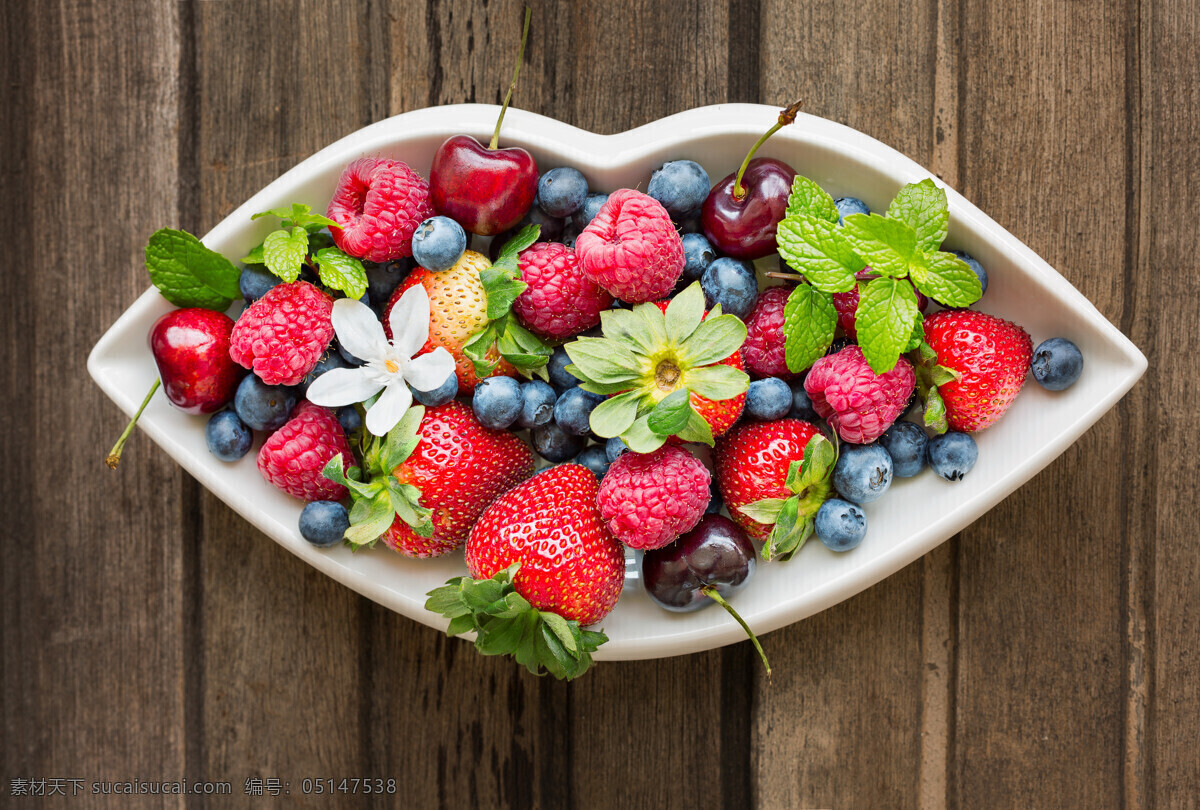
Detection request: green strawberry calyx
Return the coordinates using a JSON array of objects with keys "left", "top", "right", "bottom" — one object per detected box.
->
[
  {"left": 738, "top": 433, "right": 838, "bottom": 561},
  {"left": 563, "top": 282, "right": 750, "bottom": 453},
  {"left": 912, "top": 340, "right": 961, "bottom": 435},
  {"left": 425, "top": 563, "right": 608, "bottom": 681},
  {"left": 320, "top": 404, "right": 432, "bottom": 547},
  {"left": 464, "top": 224, "right": 554, "bottom": 380},
  {"left": 241, "top": 202, "right": 369, "bottom": 300},
  {"left": 776, "top": 176, "right": 983, "bottom": 376}
]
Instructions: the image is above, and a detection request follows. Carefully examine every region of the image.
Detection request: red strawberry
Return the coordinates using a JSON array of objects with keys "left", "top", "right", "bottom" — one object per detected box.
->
[
  {"left": 923, "top": 310, "right": 1032, "bottom": 432},
  {"left": 715, "top": 419, "right": 822, "bottom": 544},
  {"left": 257, "top": 401, "right": 354, "bottom": 502},
  {"left": 466, "top": 464, "right": 625, "bottom": 626},
  {"left": 386, "top": 250, "right": 516, "bottom": 393},
  {"left": 383, "top": 401, "right": 534, "bottom": 558}
]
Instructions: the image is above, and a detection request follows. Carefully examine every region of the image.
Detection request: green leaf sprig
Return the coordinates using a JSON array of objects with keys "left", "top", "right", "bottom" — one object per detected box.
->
[
  {"left": 738, "top": 433, "right": 839, "bottom": 561},
  {"left": 145, "top": 228, "right": 242, "bottom": 310},
  {"left": 462, "top": 225, "right": 554, "bottom": 379},
  {"left": 776, "top": 177, "right": 982, "bottom": 375},
  {"left": 320, "top": 404, "right": 432, "bottom": 546},
  {"left": 563, "top": 282, "right": 750, "bottom": 453},
  {"left": 424, "top": 563, "right": 608, "bottom": 680},
  {"left": 241, "top": 203, "right": 369, "bottom": 299}
]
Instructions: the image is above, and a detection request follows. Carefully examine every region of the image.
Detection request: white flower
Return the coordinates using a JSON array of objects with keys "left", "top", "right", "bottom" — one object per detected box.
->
[{"left": 306, "top": 286, "right": 455, "bottom": 436}]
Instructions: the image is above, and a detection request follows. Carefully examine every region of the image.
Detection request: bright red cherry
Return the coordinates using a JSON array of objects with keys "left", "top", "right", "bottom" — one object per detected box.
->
[
  {"left": 149, "top": 307, "right": 242, "bottom": 414},
  {"left": 428, "top": 8, "right": 538, "bottom": 236},
  {"left": 701, "top": 100, "right": 803, "bottom": 260}
]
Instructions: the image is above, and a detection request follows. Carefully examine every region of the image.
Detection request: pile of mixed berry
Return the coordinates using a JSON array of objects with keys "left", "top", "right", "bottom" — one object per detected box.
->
[{"left": 112, "top": 95, "right": 1085, "bottom": 679}]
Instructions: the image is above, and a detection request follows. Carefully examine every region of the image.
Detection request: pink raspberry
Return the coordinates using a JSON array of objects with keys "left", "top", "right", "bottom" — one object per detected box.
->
[
  {"left": 229, "top": 281, "right": 334, "bottom": 386},
  {"left": 512, "top": 242, "right": 613, "bottom": 340},
  {"left": 575, "top": 189, "right": 684, "bottom": 303},
  {"left": 326, "top": 157, "right": 434, "bottom": 262},
  {"left": 804, "top": 346, "right": 916, "bottom": 444},
  {"left": 742, "top": 286, "right": 796, "bottom": 378},
  {"left": 597, "top": 445, "right": 710, "bottom": 550},
  {"left": 257, "top": 402, "right": 354, "bottom": 502}
]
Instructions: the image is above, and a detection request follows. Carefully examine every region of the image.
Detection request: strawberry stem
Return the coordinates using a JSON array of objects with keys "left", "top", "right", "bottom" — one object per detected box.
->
[
  {"left": 733, "top": 98, "right": 803, "bottom": 201},
  {"left": 489, "top": 6, "right": 532, "bottom": 150},
  {"left": 105, "top": 378, "right": 161, "bottom": 469},
  {"left": 702, "top": 585, "right": 771, "bottom": 678}
]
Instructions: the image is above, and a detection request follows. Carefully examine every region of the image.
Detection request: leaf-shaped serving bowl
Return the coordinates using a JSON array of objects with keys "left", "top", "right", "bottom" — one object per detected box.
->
[{"left": 88, "top": 104, "right": 1146, "bottom": 660}]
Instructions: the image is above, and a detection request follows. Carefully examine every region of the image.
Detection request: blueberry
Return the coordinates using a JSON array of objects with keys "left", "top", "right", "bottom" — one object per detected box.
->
[
  {"left": 525, "top": 204, "right": 567, "bottom": 243},
  {"left": 560, "top": 224, "right": 580, "bottom": 249},
  {"left": 239, "top": 265, "right": 280, "bottom": 302},
  {"left": 532, "top": 422, "right": 587, "bottom": 463},
  {"left": 834, "top": 196, "right": 871, "bottom": 225},
  {"left": 336, "top": 340, "right": 364, "bottom": 367},
  {"left": 951, "top": 250, "right": 989, "bottom": 298},
  {"left": 205, "top": 410, "right": 253, "bottom": 461},
  {"left": 472, "top": 376, "right": 523, "bottom": 430},
  {"left": 832, "top": 443, "right": 893, "bottom": 504},
  {"left": 234, "top": 374, "right": 296, "bottom": 431},
  {"left": 575, "top": 445, "right": 611, "bottom": 479},
  {"left": 674, "top": 207, "right": 704, "bottom": 235},
  {"left": 705, "top": 477, "right": 724, "bottom": 514},
  {"left": 878, "top": 421, "right": 928, "bottom": 478},
  {"left": 826, "top": 336, "right": 855, "bottom": 356},
  {"left": 1032, "top": 337, "right": 1083, "bottom": 391},
  {"left": 411, "top": 371, "right": 459, "bottom": 407},
  {"left": 548, "top": 345, "right": 580, "bottom": 392},
  {"left": 700, "top": 257, "right": 759, "bottom": 320},
  {"left": 412, "top": 216, "right": 467, "bottom": 272},
  {"left": 648, "top": 159, "right": 711, "bottom": 218},
  {"left": 296, "top": 350, "right": 350, "bottom": 397},
  {"left": 554, "top": 387, "right": 604, "bottom": 436},
  {"left": 927, "top": 431, "right": 978, "bottom": 481},
  {"left": 366, "top": 259, "right": 410, "bottom": 308},
  {"left": 537, "top": 167, "right": 589, "bottom": 218},
  {"left": 789, "top": 381, "right": 819, "bottom": 423},
  {"left": 573, "top": 193, "right": 609, "bottom": 230},
  {"left": 681, "top": 233, "right": 717, "bottom": 282},
  {"left": 815, "top": 498, "right": 867, "bottom": 551},
  {"left": 605, "top": 436, "right": 629, "bottom": 463},
  {"left": 518, "top": 380, "right": 558, "bottom": 428},
  {"left": 336, "top": 406, "right": 362, "bottom": 434},
  {"left": 299, "top": 501, "right": 350, "bottom": 548},
  {"left": 746, "top": 378, "right": 792, "bottom": 421}
]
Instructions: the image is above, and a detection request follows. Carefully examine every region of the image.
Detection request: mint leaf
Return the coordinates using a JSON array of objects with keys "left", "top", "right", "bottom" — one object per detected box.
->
[
  {"left": 261, "top": 227, "right": 309, "bottom": 282},
  {"left": 785, "top": 175, "right": 840, "bottom": 223},
  {"left": 915, "top": 251, "right": 983, "bottom": 307},
  {"left": 782, "top": 283, "right": 838, "bottom": 373},
  {"left": 145, "top": 228, "right": 241, "bottom": 310},
  {"left": 646, "top": 389, "right": 693, "bottom": 436},
  {"left": 313, "top": 247, "right": 368, "bottom": 299},
  {"left": 480, "top": 266, "right": 529, "bottom": 320},
  {"left": 855, "top": 277, "right": 920, "bottom": 374},
  {"left": 842, "top": 213, "right": 919, "bottom": 278},
  {"left": 886, "top": 179, "right": 948, "bottom": 253},
  {"left": 776, "top": 215, "right": 864, "bottom": 292},
  {"left": 240, "top": 244, "right": 265, "bottom": 265},
  {"left": 253, "top": 202, "right": 337, "bottom": 231}
]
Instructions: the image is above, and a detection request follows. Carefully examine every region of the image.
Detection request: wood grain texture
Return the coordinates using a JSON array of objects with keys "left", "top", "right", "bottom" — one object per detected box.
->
[
  {"left": 952, "top": 0, "right": 1133, "bottom": 806},
  {"left": 0, "top": 1, "right": 190, "bottom": 806}
]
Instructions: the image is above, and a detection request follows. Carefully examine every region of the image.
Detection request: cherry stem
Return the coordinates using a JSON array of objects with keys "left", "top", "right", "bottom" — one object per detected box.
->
[
  {"left": 732, "top": 98, "right": 803, "bottom": 201},
  {"left": 106, "top": 378, "right": 161, "bottom": 469},
  {"left": 489, "top": 6, "right": 532, "bottom": 150},
  {"left": 702, "top": 585, "right": 772, "bottom": 678},
  {"left": 766, "top": 271, "right": 806, "bottom": 283}
]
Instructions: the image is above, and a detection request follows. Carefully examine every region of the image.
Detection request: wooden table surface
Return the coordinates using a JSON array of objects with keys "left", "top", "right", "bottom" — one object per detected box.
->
[{"left": 3, "top": 0, "right": 1197, "bottom": 807}]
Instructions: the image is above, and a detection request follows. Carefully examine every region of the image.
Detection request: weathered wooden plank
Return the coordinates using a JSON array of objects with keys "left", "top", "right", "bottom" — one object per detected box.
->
[
  {"left": 1142, "top": 0, "right": 1200, "bottom": 806},
  {"left": 755, "top": 1, "right": 938, "bottom": 807},
  {"left": 0, "top": 0, "right": 189, "bottom": 806},
  {"left": 191, "top": 1, "right": 380, "bottom": 801},
  {"left": 951, "top": 0, "right": 1133, "bottom": 806}
]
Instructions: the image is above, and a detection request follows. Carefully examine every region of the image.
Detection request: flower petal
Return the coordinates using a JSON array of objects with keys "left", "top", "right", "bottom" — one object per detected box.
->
[
  {"left": 332, "top": 298, "right": 387, "bottom": 363},
  {"left": 405, "top": 347, "right": 457, "bottom": 392},
  {"left": 388, "top": 284, "right": 431, "bottom": 359},
  {"left": 365, "top": 382, "right": 413, "bottom": 437},
  {"left": 306, "top": 366, "right": 384, "bottom": 408}
]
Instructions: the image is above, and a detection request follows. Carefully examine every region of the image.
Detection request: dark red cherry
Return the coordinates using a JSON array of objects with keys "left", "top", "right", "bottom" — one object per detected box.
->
[
  {"left": 149, "top": 307, "right": 242, "bottom": 414},
  {"left": 702, "top": 157, "right": 797, "bottom": 260},
  {"left": 642, "top": 514, "right": 756, "bottom": 611}
]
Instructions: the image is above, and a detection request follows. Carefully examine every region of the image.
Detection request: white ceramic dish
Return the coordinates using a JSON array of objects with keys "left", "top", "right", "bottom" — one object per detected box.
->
[{"left": 89, "top": 104, "right": 1146, "bottom": 660}]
